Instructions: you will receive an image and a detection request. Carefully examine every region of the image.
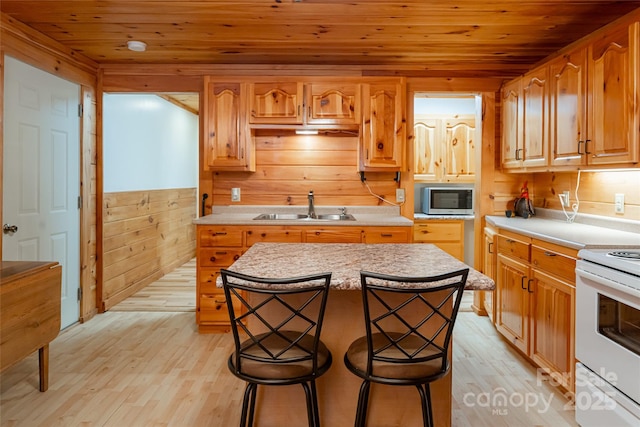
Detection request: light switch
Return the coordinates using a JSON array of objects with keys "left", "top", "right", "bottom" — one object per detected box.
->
[
  {"left": 231, "top": 188, "right": 241, "bottom": 202},
  {"left": 614, "top": 193, "right": 624, "bottom": 214}
]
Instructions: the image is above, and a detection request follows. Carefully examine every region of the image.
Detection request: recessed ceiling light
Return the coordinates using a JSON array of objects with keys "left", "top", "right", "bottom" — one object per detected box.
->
[{"left": 127, "top": 40, "right": 147, "bottom": 52}]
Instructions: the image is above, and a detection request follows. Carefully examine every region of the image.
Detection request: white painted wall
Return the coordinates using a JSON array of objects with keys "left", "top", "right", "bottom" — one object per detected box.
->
[
  {"left": 103, "top": 94, "right": 198, "bottom": 192},
  {"left": 414, "top": 96, "right": 476, "bottom": 115}
]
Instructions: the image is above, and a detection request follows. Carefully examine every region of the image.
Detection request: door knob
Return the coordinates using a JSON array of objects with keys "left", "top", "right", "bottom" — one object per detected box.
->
[{"left": 3, "top": 224, "right": 18, "bottom": 234}]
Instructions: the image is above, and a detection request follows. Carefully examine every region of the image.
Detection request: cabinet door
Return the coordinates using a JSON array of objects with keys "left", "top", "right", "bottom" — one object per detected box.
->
[
  {"left": 249, "top": 81, "right": 303, "bottom": 124},
  {"left": 501, "top": 77, "right": 523, "bottom": 169},
  {"left": 360, "top": 80, "right": 406, "bottom": 171},
  {"left": 496, "top": 254, "right": 529, "bottom": 355},
  {"left": 530, "top": 269, "right": 575, "bottom": 392},
  {"left": 444, "top": 115, "right": 476, "bottom": 180},
  {"left": 306, "top": 82, "right": 360, "bottom": 125},
  {"left": 587, "top": 22, "right": 639, "bottom": 165},
  {"left": 521, "top": 66, "right": 549, "bottom": 168},
  {"left": 413, "top": 117, "right": 441, "bottom": 180},
  {"left": 483, "top": 227, "right": 497, "bottom": 323},
  {"left": 549, "top": 48, "right": 588, "bottom": 167},
  {"left": 204, "top": 81, "right": 254, "bottom": 171}
]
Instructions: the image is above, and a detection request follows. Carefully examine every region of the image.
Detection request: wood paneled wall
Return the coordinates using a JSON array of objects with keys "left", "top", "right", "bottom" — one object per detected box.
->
[
  {"left": 531, "top": 171, "right": 640, "bottom": 220},
  {"left": 102, "top": 188, "right": 196, "bottom": 310},
  {"left": 211, "top": 131, "right": 401, "bottom": 208}
]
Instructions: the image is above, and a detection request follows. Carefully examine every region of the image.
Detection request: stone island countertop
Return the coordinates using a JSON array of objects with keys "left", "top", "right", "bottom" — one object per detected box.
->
[
  {"left": 219, "top": 242, "right": 494, "bottom": 291},
  {"left": 193, "top": 205, "right": 413, "bottom": 227}
]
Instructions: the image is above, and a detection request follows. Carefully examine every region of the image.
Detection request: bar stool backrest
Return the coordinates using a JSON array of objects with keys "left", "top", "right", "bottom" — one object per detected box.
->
[
  {"left": 359, "top": 269, "right": 469, "bottom": 376},
  {"left": 221, "top": 269, "right": 332, "bottom": 378}
]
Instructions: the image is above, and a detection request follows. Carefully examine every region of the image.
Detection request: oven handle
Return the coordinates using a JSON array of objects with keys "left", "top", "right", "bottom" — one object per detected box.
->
[{"left": 576, "top": 268, "right": 640, "bottom": 300}]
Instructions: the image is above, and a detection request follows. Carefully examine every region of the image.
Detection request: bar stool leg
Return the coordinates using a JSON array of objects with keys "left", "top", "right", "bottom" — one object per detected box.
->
[
  {"left": 354, "top": 380, "right": 371, "bottom": 427},
  {"left": 416, "top": 384, "right": 434, "bottom": 427},
  {"left": 310, "top": 380, "right": 321, "bottom": 427}
]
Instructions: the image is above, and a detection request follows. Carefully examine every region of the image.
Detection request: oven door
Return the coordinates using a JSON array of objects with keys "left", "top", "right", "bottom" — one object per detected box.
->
[{"left": 576, "top": 262, "right": 640, "bottom": 405}]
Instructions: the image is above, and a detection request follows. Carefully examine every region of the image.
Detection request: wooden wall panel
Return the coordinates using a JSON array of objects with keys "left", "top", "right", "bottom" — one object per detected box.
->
[
  {"left": 212, "top": 132, "right": 401, "bottom": 207},
  {"left": 531, "top": 171, "right": 640, "bottom": 220},
  {"left": 102, "top": 188, "right": 196, "bottom": 310}
]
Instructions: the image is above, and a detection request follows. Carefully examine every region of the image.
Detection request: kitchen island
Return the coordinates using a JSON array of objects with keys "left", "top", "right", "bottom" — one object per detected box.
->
[{"left": 221, "top": 242, "right": 494, "bottom": 427}]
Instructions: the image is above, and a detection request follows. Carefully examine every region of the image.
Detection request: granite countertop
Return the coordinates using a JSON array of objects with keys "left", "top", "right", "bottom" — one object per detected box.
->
[
  {"left": 219, "top": 242, "right": 494, "bottom": 291},
  {"left": 486, "top": 209, "right": 640, "bottom": 250},
  {"left": 194, "top": 205, "right": 413, "bottom": 227}
]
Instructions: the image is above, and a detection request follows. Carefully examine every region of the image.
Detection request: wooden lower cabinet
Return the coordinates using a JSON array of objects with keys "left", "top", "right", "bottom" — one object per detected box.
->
[
  {"left": 413, "top": 219, "right": 464, "bottom": 261},
  {"left": 196, "top": 227, "right": 244, "bottom": 333},
  {"left": 482, "top": 226, "right": 497, "bottom": 322},
  {"left": 530, "top": 269, "right": 575, "bottom": 392},
  {"left": 496, "top": 252, "right": 530, "bottom": 355},
  {"left": 196, "top": 224, "right": 411, "bottom": 333},
  {"left": 494, "top": 229, "right": 577, "bottom": 393}
]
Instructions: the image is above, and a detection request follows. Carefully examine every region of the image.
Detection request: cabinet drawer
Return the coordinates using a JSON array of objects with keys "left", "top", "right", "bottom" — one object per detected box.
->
[
  {"left": 305, "top": 229, "right": 362, "bottom": 243},
  {"left": 413, "top": 222, "right": 462, "bottom": 242},
  {"left": 363, "top": 229, "right": 410, "bottom": 243},
  {"left": 200, "top": 292, "right": 235, "bottom": 324},
  {"left": 497, "top": 235, "right": 530, "bottom": 262},
  {"left": 199, "top": 248, "right": 243, "bottom": 267},
  {"left": 199, "top": 228, "right": 243, "bottom": 247},
  {"left": 531, "top": 245, "right": 576, "bottom": 283},
  {"left": 246, "top": 229, "right": 303, "bottom": 245},
  {"left": 198, "top": 267, "right": 222, "bottom": 293}
]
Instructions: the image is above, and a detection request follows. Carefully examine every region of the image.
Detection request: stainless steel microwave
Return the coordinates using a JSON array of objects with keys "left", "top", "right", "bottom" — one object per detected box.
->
[{"left": 421, "top": 187, "right": 474, "bottom": 215}]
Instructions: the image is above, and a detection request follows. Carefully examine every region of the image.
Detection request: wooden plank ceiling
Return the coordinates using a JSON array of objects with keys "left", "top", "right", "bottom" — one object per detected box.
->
[{"left": 2, "top": 0, "right": 640, "bottom": 78}]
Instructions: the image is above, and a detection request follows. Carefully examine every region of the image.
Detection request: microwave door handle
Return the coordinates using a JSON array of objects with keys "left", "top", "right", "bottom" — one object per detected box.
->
[{"left": 576, "top": 268, "right": 640, "bottom": 300}]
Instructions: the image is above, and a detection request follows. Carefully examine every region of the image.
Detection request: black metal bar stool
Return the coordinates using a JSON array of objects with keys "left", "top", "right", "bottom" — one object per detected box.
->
[
  {"left": 343, "top": 268, "right": 469, "bottom": 427},
  {"left": 221, "top": 269, "right": 333, "bottom": 427}
]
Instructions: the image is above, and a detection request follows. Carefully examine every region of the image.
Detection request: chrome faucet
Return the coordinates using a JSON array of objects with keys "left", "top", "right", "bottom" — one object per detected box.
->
[{"left": 307, "top": 190, "right": 316, "bottom": 218}]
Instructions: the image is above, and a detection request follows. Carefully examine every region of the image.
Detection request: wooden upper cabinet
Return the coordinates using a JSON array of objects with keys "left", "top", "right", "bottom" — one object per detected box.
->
[
  {"left": 306, "top": 82, "right": 360, "bottom": 125},
  {"left": 204, "top": 79, "right": 254, "bottom": 171},
  {"left": 360, "top": 78, "right": 406, "bottom": 171},
  {"left": 501, "top": 77, "right": 523, "bottom": 169},
  {"left": 249, "top": 81, "right": 304, "bottom": 124},
  {"left": 508, "top": 20, "right": 639, "bottom": 171},
  {"left": 549, "top": 47, "right": 588, "bottom": 167},
  {"left": 587, "top": 22, "right": 639, "bottom": 166},
  {"left": 444, "top": 115, "right": 476, "bottom": 180},
  {"left": 414, "top": 117, "right": 440, "bottom": 179},
  {"left": 521, "top": 66, "right": 549, "bottom": 168},
  {"left": 414, "top": 114, "right": 475, "bottom": 182}
]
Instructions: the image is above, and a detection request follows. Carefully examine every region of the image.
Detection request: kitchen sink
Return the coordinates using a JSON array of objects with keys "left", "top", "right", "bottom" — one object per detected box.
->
[
  {"left": 253, "top": 213, "right": 356, "bottom": 221},
  {"left": 315, "top": 214, "right": 355, "bottom": 221}
]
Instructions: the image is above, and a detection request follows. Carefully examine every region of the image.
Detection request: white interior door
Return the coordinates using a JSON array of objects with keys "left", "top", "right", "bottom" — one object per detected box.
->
[{"left": 2, "top": 55, "right": 80, "bottom": 329}]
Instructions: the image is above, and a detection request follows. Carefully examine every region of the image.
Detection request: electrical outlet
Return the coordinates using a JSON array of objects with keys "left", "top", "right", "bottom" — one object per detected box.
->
[
  {"left": 614, "top": 193, "right": 624, "bottom": 214},
  {"left": 231, "top": 187, "right": 241, "bottom": 202},
  {"left": 395, "top": 188, "right": 405, "bottom": 203},
  {"left": 560, "top": 190, "right": 570, "bottom": 207}
]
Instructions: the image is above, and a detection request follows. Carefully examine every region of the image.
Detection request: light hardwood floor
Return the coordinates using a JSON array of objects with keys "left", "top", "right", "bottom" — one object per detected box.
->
[
  {"left": 0, "top": 262, "right": 578, "bottom": 427},
  {"left": 109, "top": 259, "right": 196, "bottom": 312}
]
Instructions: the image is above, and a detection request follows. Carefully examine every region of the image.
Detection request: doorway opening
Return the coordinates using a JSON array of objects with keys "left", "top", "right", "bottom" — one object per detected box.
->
[{"left": 100, "top": 93, "right": 199, "bottom": 313}]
